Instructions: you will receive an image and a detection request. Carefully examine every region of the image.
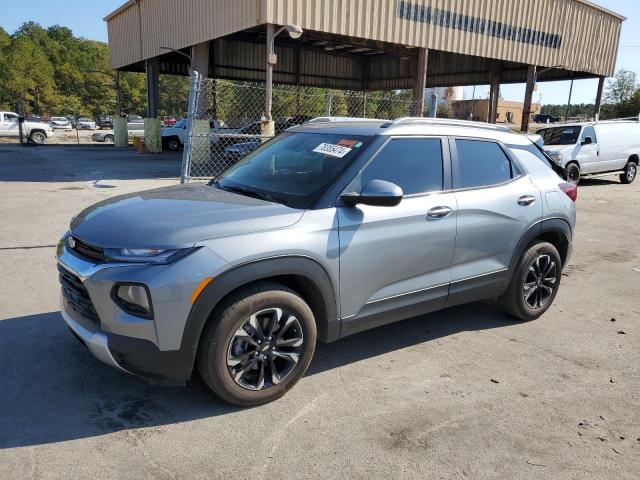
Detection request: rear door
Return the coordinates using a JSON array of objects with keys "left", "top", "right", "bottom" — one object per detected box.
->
[
  {"left": 337, "top": 136, "right": 457, "bottom": 327},
  {"left": 449, "top": 138, "right": 543, "bottom": 301}
]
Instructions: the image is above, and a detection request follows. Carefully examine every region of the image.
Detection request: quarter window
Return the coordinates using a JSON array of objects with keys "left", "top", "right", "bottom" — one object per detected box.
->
[
  {"left": 354, "top": 138, "right": 444, "bottom": 195},
  {"left": 455, "top": 139, "right": 513, "bottom": 189}
]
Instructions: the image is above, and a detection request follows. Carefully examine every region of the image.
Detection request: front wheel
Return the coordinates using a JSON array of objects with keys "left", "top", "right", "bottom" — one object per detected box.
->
[
  {"left": 104, "top": 134, "right": 114, "bottom": 143},
  {"left": 565, "top": 162, "right": 580, "bottom": 185},
  {"left": 29, "top": 131, "right": 46, "bottom": 144},
  {"left": 197, "top": 282, "right": 317, "bottom": 406},
  {"left": 620, "top": 161, "right": 637, "bottom": 184},
  {"left": 499, "top": 241, "right": 562, "bottom": 321}
]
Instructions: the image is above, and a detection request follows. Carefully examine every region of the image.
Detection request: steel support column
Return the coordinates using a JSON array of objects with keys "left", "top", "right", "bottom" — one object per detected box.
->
[
  {"left": 521, "top": 65, "right": 537, "bottom": 132},
  {"left": 594, "top": 76, "right": 605, "bottom": 118},
  {"left": 192, "top": 42, "right": 210, "bottom": 77},
  {"left": 145, "top": 57, "right": 160, "bottom": 118},
  {"left": 488, "top": 62, "right": 501, "bottom": 123},
  {"left": 412, "top": 47, "right": 428, "bottom": 117}
]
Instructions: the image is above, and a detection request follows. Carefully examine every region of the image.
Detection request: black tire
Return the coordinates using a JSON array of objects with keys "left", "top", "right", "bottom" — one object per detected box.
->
[
  {"left": 620, "top": 161, "right": 637, "bottom": 184},
  {"left": 499, "top": 241, "right": 562, "bottom": 321},
  {"left": 197, "top": 282, "right": 317, "bottom": 406},
  {"left": 104, "top": 134, "right": 114, "bottom": 143},
  {"left": 29, "top": 131, "right": 46, "bottom": 144},
  {"left": 565, "top": 162, "right": 580, "bottom": 185},
  {"left": 164, "top": 136, "right": 181, "bottom": 151}
]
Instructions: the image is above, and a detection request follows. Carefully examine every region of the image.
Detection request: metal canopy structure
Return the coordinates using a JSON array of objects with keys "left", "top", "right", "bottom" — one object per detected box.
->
[{"left": 105, "top": 0, "right": 624, "bottom": 130}]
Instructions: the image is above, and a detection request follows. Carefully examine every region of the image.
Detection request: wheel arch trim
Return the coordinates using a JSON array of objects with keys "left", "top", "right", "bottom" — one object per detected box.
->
[{"left": 178, "top": 255, "right": 339, "bottom": 379}]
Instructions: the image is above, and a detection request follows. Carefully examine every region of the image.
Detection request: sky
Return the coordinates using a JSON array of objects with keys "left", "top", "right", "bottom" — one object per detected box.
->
[{"left": 1, "top": 0, "right": 639, "bottom": 106}]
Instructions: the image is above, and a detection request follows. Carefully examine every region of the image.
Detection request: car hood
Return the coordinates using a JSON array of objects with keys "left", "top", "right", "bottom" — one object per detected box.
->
[
  {"left": 70, "top": 183, "right": 304, "bottom": 249},
  {"left": 542, "top": 145, "right": 573, "bottom": 154}
]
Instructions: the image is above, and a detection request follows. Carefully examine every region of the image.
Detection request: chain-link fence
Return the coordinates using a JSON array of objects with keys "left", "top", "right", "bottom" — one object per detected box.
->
[{"left": 181, "top": 73, "right": 416, "bottom": 182}]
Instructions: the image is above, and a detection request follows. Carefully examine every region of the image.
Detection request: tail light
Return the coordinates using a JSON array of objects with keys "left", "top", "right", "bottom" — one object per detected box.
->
[{"left": 559, "top": 182, "right": 577, "bottom": 202}]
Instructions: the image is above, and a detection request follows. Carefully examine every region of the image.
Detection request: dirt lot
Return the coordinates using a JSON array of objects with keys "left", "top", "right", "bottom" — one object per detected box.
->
[
  {"left": 0, "top": 128, "right": 143, "bottom": 145},
  {"left": 0, "top": 144, "right": 638, "bottom": 479}
]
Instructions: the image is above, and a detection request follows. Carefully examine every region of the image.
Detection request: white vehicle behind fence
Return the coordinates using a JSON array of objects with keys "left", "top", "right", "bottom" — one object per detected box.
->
[
  {"left": 537, "top": 117, "right": 640, "bottom": 185},
  {"left": 50, "top": 116, "right": 73, "bottom": 130},
  {"left": 0, "top": 111, "right": 54, "bottom": 144}
]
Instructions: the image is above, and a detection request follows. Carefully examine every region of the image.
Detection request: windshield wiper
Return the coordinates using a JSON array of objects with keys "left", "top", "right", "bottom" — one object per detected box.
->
[{"left": 213, "top": 181, "right": 281, "bottom": 204}]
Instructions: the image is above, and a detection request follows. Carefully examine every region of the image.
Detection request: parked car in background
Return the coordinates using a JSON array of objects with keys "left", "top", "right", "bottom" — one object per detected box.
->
[
  {"left": 77, "top": 118, "right": 97, "bottom": 130},
  {"left": 223, "top": 140, "right": 261, "bottom": 163},
  {"left": 537, "top": 119, "right": 640, "bottom": 184},
  {"left": 26, "top": 114, "right": 43, "bottom": 123},
  {"left": 57, "top": 118, "right": 576, "bottom": 406},
  {"left": 161, "top": 116, "right": 176, "bottom": 127},
  {"left": 0, "top": 111, "right": 54, "bottom": 143},
  {"left": 96, "top": 115, "right": 113, "bottom": 129},
  {"left": 533, "top": 114, "right": 560, "bottom": 124},
  {"left": 66, "top": 116, "right": 78, "bottom": 129},
  {"left": 127, "top": 115, "right": 145, "bottom": 131},
  {"left": 92, "top": 131, "right": 115, "bottom": 143},
  {"left": 50, "top": 116, "right": 73, "bottom": 130}
]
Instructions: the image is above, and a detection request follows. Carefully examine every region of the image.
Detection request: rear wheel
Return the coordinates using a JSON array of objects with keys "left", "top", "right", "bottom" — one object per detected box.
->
[
  {"left": 499, "top": 241, "right": 562, "bottom": 321},
  {"left": 164, "top": 137, "right": 181, "bottom": 151},
  {"left": 565, "top": 162, "right": 580, "bottom": 185},
  {"left": 197, "top": 282, "right": 317, "bottom": 406},
  {"left": 620, "top": 161, "right": 637, "bottom": 184},
  {"left": 29, "top": 131, "right": 46, "bottom": 144},
  {"left": 104, "top": 134, "right": 114, "bottom": 143}
]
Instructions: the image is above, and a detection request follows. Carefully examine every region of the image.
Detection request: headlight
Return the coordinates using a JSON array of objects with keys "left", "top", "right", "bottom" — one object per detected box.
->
[
  {"left": 112, "top": 284, "right": 153, "bottom": 318},
  {"left": 103, "top": 247, "right": 199, "bottom": 264},
  {"left": 548, "top": 152, "right": 563, "bottom": 163}
]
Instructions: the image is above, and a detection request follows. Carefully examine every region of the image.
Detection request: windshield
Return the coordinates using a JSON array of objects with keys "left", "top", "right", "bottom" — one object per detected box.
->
[
  {"left": 173, "top": 119, "right": 187, "bottom": 128},
  {"left": 214, "top": 132, "right": 371, "bottom": 209},
  {"left": 536, "top": 126, "right": 581, "bottom": 145}
]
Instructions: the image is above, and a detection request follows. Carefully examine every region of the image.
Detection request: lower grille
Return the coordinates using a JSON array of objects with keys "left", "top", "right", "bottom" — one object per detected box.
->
[{"left": 58, "top": 264, "right": 99, "bottom": 326}]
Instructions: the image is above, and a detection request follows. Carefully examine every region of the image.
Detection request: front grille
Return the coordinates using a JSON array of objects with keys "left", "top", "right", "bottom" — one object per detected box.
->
[
  {"left": 58, "top": 264, "right": 100, "bottom": 326},
  {"left": 70, "top": 236, "right": 105, "bottom": 262}
]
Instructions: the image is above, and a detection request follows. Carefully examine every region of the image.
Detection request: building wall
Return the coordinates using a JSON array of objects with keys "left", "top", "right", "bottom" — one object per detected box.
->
[
  {"left": 451, "top": 99, "right": 540, "bottom": 124},
  {"left": 107, "top": 0, "right": 623, "bottom": 77}
]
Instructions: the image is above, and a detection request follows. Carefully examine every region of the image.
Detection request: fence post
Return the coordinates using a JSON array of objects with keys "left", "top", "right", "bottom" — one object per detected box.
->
[{"left": 180, "top": 70, "right": 200, "bottom": 184}]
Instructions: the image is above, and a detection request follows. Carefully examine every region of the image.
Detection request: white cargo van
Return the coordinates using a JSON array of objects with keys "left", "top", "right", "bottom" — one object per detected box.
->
[{"left": 537, "top": 119, "right": 640, "bottom": 185}]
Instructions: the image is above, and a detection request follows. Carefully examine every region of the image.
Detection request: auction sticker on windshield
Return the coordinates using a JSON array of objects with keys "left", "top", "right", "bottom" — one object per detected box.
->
[{"left": 313, "top": 142, "right": 353, "bottom": 158}]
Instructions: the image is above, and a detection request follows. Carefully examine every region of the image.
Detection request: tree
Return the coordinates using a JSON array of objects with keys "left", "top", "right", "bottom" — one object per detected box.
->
[{"left": 605, "top": 69, "right": 637, "bottom": 105}]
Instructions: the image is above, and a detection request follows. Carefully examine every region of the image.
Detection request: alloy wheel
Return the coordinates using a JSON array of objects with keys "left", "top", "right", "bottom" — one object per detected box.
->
[
  {"left": 627, "top": 164, "right": 636, "bottom": 182},
  {"left": 523, "top": 254, "right": 557, "bottom": 309},
  {"left": 227, "top": 308, "right": 304, "bottom": 391}
]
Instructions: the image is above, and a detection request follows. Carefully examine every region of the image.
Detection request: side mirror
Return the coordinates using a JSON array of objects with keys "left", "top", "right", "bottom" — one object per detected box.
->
[
  {"left": 581, "top": 136, "right": 593, "bottom": 145},
  {"left": 341, "top": 179, "right": 403, "bottom": 207}
]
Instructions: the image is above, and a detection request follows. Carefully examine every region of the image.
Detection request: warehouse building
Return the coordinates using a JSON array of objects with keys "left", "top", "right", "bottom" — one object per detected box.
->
[
  {"left": 451, "top": 99, "right": 541, "bottom": 125},
  {"left": 105, "top": 0, "right": 624, "bottom": 146}
]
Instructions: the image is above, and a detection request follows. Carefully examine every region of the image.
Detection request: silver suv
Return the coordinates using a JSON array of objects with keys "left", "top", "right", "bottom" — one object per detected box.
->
[{"left": 57, "top": 118, "right": 577, "bottom": 406}]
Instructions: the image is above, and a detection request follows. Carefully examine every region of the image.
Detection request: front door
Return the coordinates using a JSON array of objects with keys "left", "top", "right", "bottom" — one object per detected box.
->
[
  {"left": 449, "top": 138, "right": 543, "bottom": 302},
  {"left": 337, "top": 136, "right": 457, "bottom": 334},
  {"left": 576, "top": 125, "right": 600, "bottom": 173}
]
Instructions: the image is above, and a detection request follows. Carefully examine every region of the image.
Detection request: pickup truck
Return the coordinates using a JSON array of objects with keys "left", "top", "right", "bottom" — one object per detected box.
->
[
  {"left": 0, "top": 111, "right": 54, "bottom": 143},
  {"left": 161, "top": 119, "right": 231, "bottom": 151}
]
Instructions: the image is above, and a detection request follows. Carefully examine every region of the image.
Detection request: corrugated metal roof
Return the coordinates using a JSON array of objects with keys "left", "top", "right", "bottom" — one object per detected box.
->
[{"left": 106, "top": 0, "right": 623, "bottom": 80}]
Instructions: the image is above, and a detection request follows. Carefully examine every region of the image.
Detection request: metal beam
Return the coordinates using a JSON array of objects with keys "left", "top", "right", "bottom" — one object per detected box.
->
[
  {"left": 520, "top": 65, "right": 537, "bottom": 132},
  {"left": 192, "top": 42, "right": 210, "bottom": 77},
  {"left": 412, "top": 47, "right": 428, "bottom": 117},
  {"left": 594, "top": 76, "right": 605, "bottom": 118},
  {"left": 488, "top": 62, "right": 501, "bottom": 123}
]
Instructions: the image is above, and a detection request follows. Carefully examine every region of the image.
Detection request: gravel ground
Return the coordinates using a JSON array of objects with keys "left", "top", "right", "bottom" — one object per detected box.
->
[{"left": 0, "top": 144, "right": 638, "bottom": 479}]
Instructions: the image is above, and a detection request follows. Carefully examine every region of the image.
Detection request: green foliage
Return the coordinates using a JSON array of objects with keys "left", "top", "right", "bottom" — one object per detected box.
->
[{"left": 0, "top": 22, "right": 150, "bottom": 118}]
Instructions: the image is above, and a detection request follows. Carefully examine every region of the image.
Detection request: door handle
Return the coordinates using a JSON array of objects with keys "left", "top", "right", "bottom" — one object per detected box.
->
[
  {"left": 517, "top": 195, "right": 536, "bottom": 206},
  {"left": 427, "top": 206, "right": 453, "bottom": 219}
]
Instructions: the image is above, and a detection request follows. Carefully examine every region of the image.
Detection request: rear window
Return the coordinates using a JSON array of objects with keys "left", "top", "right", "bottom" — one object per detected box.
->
[{"left": 455, "top": 139, "right": 512, "bottom": 189}]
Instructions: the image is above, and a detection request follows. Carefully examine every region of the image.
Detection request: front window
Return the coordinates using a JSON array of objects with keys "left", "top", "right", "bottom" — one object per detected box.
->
[
  {"left": 214, "top": 132, "right": 371, "bottom": 209},
  {"left": 536, "top": 126, "right": 581, "bottom": 145}
]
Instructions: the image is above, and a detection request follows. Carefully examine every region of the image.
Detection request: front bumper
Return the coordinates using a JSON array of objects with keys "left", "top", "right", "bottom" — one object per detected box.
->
[
  {"left": 60, "top": 295, "right": 130, "bottom": 374},
  {"left": 57, "top": 235, "right": 229, "bottom": 385}
]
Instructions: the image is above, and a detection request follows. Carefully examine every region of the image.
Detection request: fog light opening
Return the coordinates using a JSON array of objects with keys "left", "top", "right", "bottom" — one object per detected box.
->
[{"left": 113, "top": 284, "right": 153, "bottom": 319}]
